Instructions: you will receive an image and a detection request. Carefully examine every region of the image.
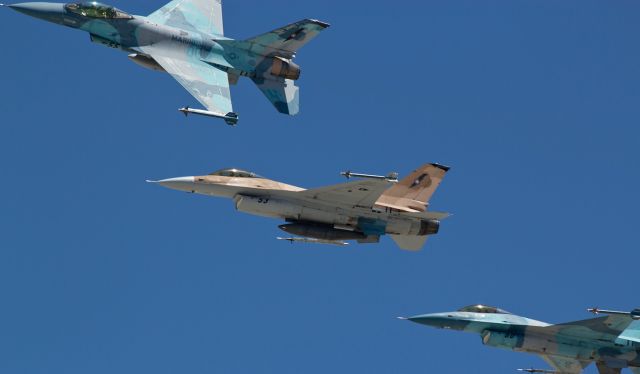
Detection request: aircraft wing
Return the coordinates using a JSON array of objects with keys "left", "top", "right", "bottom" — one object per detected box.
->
[
  {"left": 526, "top": 315, "right": 635, "bottom": 343},
  {"left": 539, "top": 354, "right": 590, "bottom": 374},
  {"left": 297, "top": 179, "right": 392, "bottom": 209},
  {"left": 138, "top": 43, "right": 234, "bottom": 121},
  {"left": 147, "top": 0, "right": 224, "bottom": 36}
]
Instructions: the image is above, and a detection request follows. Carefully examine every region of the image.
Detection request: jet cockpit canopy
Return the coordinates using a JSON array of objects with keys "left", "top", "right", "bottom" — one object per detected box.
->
[
  {"left": 208, "top": 168, "right": 262, "bottom": 178},
  {"left": 458, "top": 305, "right": 511, "bottom": 314},
  {"left": 65, "top": 2, "right": 132, "bottom": 19}
]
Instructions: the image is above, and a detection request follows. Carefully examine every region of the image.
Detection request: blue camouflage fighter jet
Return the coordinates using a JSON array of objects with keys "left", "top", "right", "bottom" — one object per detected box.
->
[
  {"left": 402, "top": 305, "right": 640, "bottom": 374},
  {"left": 3, "top": 0, "right": 329, "bottom": 125}
]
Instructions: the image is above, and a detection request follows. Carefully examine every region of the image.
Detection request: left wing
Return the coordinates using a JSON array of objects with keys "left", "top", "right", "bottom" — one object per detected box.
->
[
  {"left": 296, "top": 179, "right": 392, "bottom": 209},
  {"left": 540, "top": 354, "right": 590, "bottom": 374},
  {"left": 524, "top": 315, "right": 634, "bottom": 343},
  {"left": 147, "top": 0, "right": 224, "bottom": 36},
  {"left": 138, "top": 43, "right": 236, "bottom": 123},
  {"left": 549, "top": 315, "right": 635, "bottom": 342}
]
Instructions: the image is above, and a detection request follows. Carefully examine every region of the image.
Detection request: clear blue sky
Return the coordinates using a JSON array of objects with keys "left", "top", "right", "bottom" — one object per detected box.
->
[{"left": 1, "top": 1, "right": 639, "bottom": 373}]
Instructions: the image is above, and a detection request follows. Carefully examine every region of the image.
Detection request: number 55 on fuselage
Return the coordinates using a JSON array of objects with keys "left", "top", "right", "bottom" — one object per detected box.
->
[{"left": 3, "top": 0, "right": 329, "bottom": 125}]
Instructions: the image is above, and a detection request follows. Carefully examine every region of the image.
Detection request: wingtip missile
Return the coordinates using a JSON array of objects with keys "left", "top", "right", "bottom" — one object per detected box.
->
[
  {"left": 587, "top": 307, "right": 640, "bottom": 320},
  {"left": 517, "top": 369, "right": 556, "bottom": 373},
  {"left": 178, "top": 107, "right": 239, "bottom": 125},
  {"left": 340, "top": 170, "right": 398, "bottom": 182}
]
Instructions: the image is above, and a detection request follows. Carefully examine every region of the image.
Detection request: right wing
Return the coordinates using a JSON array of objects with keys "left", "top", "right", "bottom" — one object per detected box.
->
[
  {"left": 296, "top": 179, "right": 393, "bottom": 209},
  {"left": 147, "top": 0, "right": 224, "bottom": 36},
  {"left": 138, "top": 43, "right": 234, "bottom": 121},
  {"left": 540, "top": 354, "right": 590, "bottom": 374}
]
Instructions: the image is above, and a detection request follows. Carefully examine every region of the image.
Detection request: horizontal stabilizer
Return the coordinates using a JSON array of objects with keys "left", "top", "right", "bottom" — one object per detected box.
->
[{"left": 252, "top": 77, "right": 299, "bottom": 115}]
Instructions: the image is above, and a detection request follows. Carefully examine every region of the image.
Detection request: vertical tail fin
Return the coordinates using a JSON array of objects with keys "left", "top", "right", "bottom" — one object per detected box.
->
[
  {"left": 376, "top": 163, "right": 450, "bottom": 212},
  {"left": 239, "top": 19, "right": 330, "bottom": 59}
]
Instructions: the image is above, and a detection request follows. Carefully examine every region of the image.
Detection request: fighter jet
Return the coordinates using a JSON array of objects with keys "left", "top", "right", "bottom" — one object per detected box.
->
[
  {"left": 402, "top": 305, "right": 640, "bottom": 374},
  {"left": 3, "top": 0, "right": 329, "bottom": 125},
  {"left": 148, "top": 163, "right": 450, "bottom": 250}
]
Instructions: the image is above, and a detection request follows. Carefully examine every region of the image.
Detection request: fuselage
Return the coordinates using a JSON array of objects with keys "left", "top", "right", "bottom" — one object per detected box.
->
[
  {"left": 153, "top": 170, "right": 439, "bottom": 239},
  {"left": 409, "top": 306, "right": 640, "bottom": 369}
]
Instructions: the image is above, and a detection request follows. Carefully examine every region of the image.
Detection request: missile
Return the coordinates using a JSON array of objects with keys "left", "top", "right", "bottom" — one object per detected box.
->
[
  {"left": 276, "top": 237, "right": 349, "bottom": 246},
  {"left": 517, "top": 369, "right": 556, "bottom": 373},
  {"left": 588, "top": 307, "right": 640, "bottom": 320},
  {"left": 178, "top": 106, "right": 239, "bottom": 125},
  {"left": 340, "top": 170, "right": 398, "bottom": 182}
]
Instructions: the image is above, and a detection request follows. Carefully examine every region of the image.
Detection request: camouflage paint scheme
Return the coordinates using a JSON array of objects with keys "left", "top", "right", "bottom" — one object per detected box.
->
[
  {"left": 148, "top": 164, "right": 451, "bottom": 250},
  {"left": 405, "top": 305, "right": 640, "bottom": 374},
  {"left": 4, "top": 0, "right": 329, "bottom": 124}
]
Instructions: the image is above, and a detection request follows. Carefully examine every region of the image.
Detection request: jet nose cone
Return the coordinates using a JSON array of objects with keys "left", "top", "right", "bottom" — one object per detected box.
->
[
  {"left": 406, "top": 314, "right": 438, "bottom": 324},
  {"left": 8, "top": 2, "right": 65, "bottom": 20},
  {"left": 405, "top": 313, "right": 461, "bottom": 329},
  {"left": 149, "top": 176, "right": 196, "bottom": 192}
]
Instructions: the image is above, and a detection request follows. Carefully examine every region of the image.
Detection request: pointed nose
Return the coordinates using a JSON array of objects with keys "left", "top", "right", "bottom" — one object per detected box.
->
[
  {"left": 405, "top": 313, "right": 466, "bottom": 330},
  {"left": 149, "top": 176, "right": 196, "bottom": 192},
  {"left": 8, "top": 2, "right": 65, "bottom": 22},
  {"left": 406, "top": 313, "right": 444, "bottom": 326}
]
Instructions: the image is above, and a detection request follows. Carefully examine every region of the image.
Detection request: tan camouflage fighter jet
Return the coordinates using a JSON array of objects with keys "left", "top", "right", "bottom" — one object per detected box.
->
[{"left": 148, "top": 163, "right": 450, "bottom": 250}]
